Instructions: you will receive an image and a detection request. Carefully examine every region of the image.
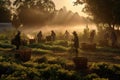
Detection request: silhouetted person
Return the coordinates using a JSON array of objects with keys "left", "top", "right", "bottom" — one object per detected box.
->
[
  {"left": 103, "top": 30, "right": 109, "bottom": 46},
  {"left": 104, "top": 30, "right": 109, "bottom": 39},
  {"left": 83, "top": 25, "right": 89, "bottom": 42},
  {"left": 89, "top": 30, "right": 96, "bottom": 43},
  {"left": 72, "top": 31, "right": 79, "bottom": 57},
  {"left": 64, "top": 30, "right": 70, "bottom": 40},
  {"left": 104, "top": 30, "right": 109, "bottom": 40},
  {"left": 12, "top": 31, "right": 21, "bottom": 50},
  {"left": 37, "top": 31, "right": 43, "bottom": 43},
  {"left": 51, "top": 30, "right": 56, "bottom": 41},
  {"left": 110, "top": 30, "right": 117, "bottom": 47}
]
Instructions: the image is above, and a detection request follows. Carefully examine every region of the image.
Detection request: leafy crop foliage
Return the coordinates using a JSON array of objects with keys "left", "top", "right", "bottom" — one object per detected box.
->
[
  {"left": 28, "top": 43, "right": 69, "bottom": 52},
  {"left": 0, "top": 53, "right": 120, "bottom": 80},
  {"left": 0, "top": 33, "right": 120, "bottom": 80},
  {"left": 0, "top": 55, "right": 78, "bottom": 80}
]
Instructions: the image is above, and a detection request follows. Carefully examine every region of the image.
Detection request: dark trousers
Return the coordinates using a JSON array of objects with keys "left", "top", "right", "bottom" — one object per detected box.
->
[{"left": 75, "top": 48, "right": 78, "bottom": 57}]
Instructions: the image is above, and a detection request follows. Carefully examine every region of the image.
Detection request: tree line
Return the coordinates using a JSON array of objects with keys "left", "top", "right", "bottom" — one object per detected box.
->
[
  {"left": 1, "top": 0, "right": 120, "bottom": 30},
  {"left": 75, "top": 0, "right": 120, "bottom": 30},
  {"left": 0, "top": 0, "right": 55, "bottom": 29}
]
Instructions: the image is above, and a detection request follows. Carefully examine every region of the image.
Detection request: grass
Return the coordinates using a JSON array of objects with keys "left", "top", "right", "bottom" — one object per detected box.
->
[
  {"left": 32, "top": 48, "right": 53, "bottom": 55},
  {"left": 0, "top": 34, "right": 8, "bottom": 40},
  {"left": 96, "top": 47, "right": 120, "bottom": 53},
  {"left": 28, "top": 43, "right": 69, "bottom": 52},
  {"left": 45, "top": 40, "right": 70, "bottom": 47},
  {"left": 0, "top": 43, "right": 14, "bottom": 48}
]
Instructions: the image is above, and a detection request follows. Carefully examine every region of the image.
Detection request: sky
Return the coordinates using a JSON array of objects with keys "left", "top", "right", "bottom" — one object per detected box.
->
[
  {"left": 53, "top": 0, "right": 87, "bottom": 17},
  {"left": 10, "top": 0, "right": 86, "bottom": 16}
]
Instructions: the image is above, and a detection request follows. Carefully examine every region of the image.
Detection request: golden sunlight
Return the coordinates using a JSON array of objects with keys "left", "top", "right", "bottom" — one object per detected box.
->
[
  {"left": 27, "top": 34, "right": 34, "bottom": 39},
  {"left": 53, "top": 0, "right": 87, "bottom": 17}
]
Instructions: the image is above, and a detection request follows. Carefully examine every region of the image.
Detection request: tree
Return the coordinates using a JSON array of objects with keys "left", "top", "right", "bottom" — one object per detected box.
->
[
  {"left": 0, "top": 0, "right": 11, "bottom": 22},
  {"left": 74, "top": 0, "right": 120, "bottom": 30},
  {"left": 12, "top": 0, "right": 55, "bottom": 28}
]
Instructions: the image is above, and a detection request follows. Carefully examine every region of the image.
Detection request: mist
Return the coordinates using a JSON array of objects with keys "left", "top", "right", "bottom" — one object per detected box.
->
[
  {"left": 18, "top": 7, "right": 95, "bottom": 35},
  {"left": 20, "top": 24, "right": 97, "bottom": 36}
]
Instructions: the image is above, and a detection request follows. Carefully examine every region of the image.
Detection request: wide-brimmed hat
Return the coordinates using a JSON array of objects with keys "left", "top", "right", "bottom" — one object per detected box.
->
[{"left": 73, "top": 31, "right": 77, "bottom": 35}]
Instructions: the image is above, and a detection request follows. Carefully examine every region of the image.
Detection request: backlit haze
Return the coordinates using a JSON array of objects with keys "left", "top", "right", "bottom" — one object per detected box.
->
[
  {"left": 53, "top": 0, "right": 87, "bottom": 17},
  {"left": 11, "top": 0, "right": 96, "bottom": 35}
]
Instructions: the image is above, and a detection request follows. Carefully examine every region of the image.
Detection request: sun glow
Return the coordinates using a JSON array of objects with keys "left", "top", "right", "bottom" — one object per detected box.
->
[
  {"left": 27, "top": 34, "right": 34, "bottom": 39},
  {"left": 53, "top": 0, "right": 87, "bottom": 17}
]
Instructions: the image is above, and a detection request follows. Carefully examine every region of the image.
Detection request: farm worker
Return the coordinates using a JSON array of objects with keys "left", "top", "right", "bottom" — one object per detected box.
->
[
  {"left": 104, "top": 30, "right": 109, "bottom": 44},
  {"left": 51, "top": 30, "right": 56, "bottom": 41},
  {"left": 37, "top": 31, "right": 43, "bottom": 43},
  {"left": 83, "top": 25, "right": 89, "bottom": 42},
  {"left": 89, "top": 30, "right": 96, "bottom": 43},
  {"left": 110, "top": 30, "right": 117, "bottom": 47},
  {"left": 72, "top": 31, "right": 79, "bottom": 57},
  {"left": 12, "top": 31, "right": 21, "bottom": 50},
  {"left": 64, "top": 30, "right": 70, "bottom": 40},
  {"left": 104, "top": 30, "right": 109, "bottom": 41}
]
